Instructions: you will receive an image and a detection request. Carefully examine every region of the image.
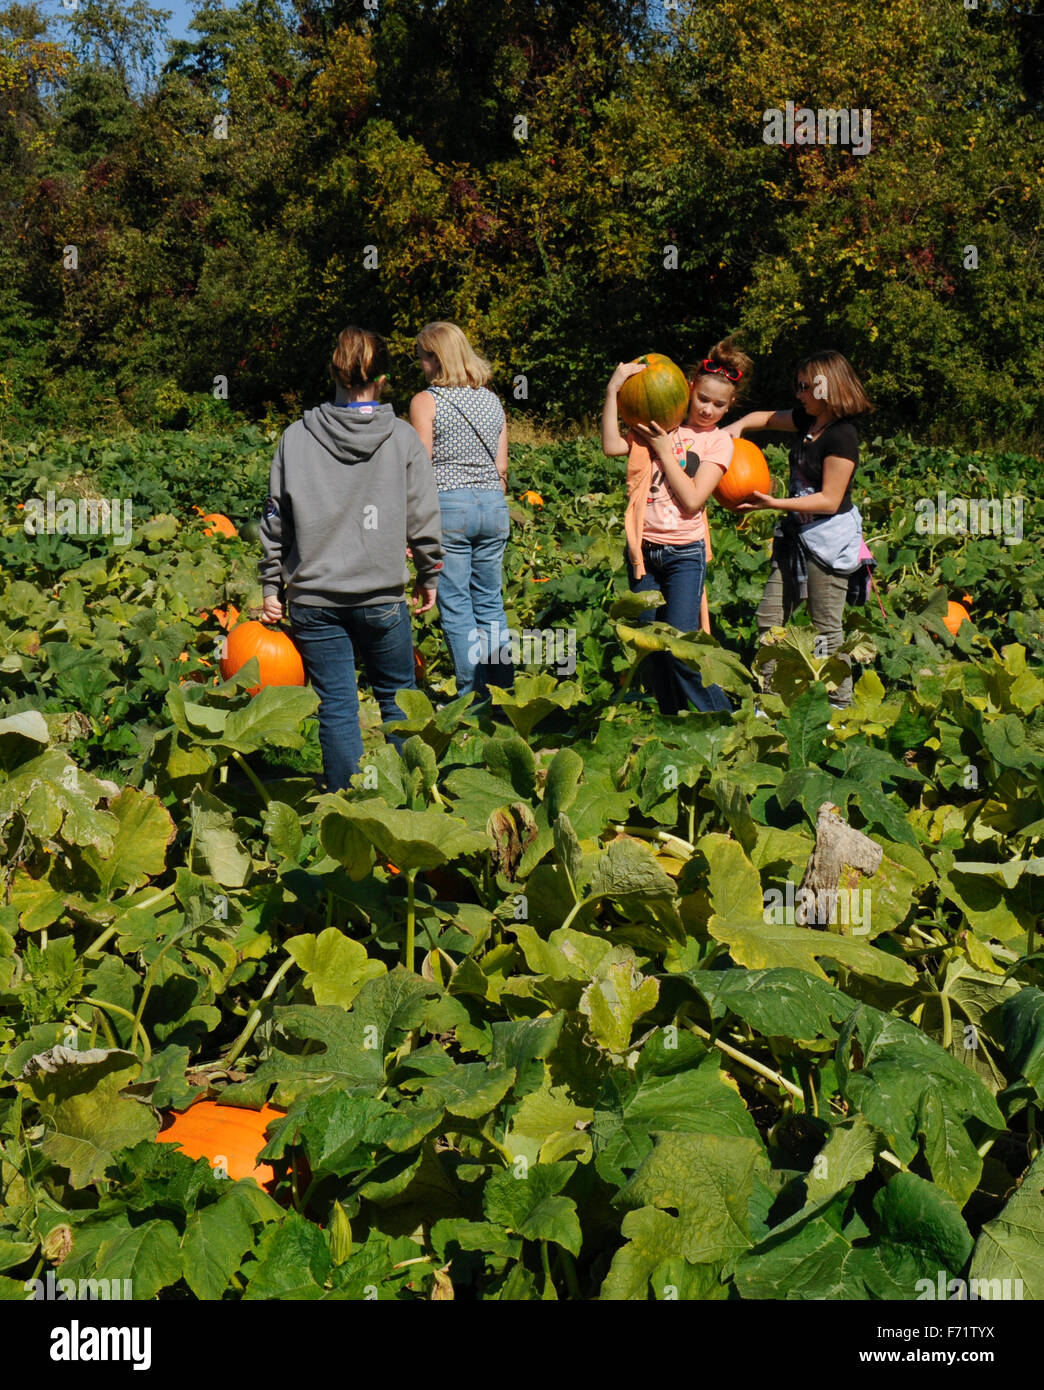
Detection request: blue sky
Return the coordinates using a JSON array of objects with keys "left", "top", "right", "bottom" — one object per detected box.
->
[
  {"left": 161, "top": 0, "right": 198, "bottom": 44},
  {"left": 46, "top": 0, "right": 200, "bottom": 49}
]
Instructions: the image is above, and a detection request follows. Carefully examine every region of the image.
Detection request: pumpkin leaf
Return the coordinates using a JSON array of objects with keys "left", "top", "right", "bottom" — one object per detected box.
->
[
  {"left": 21, "top": 1047, "right": 158, "bottom": 1188},
  {"left": 181, "top": 1195, "right": 257, "bottom": 1300},
  {"left": 488, "top": 673, "right": 586, "bottom": 738},
  {"left": 703, "top": 834, "right": 916, "bottom": 985},
  {"left": 317, "top": 797, "right": 488, "bottom": 873},
  {"left": 81, "top": 785, "right": 175, "bottom": 897},
  {"left": 285, "top": 929, "right": 386, "bottom": 1009},
  {"left": 968, "top": 1149, "right": 1044, "bottom": 1299},
  {"left": 483, "top": 1161, "right": 582, "bottom": 1254},
  {"left": 243, "top": 1211, "right": 331, "bottom": 1300}
]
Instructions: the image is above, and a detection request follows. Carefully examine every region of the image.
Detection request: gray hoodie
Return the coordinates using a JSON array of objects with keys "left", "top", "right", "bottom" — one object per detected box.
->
[{"left": 259, "top": 401, "right": 443, "bottom": 609}]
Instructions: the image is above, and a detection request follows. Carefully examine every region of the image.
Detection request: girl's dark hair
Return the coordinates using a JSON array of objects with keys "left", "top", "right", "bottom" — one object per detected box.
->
[
  {"left": 683, "top": 336, "right": 754, "bottom": 399},
  {"left": 330, "top": 326, "right": 389, "bottom": 389}
]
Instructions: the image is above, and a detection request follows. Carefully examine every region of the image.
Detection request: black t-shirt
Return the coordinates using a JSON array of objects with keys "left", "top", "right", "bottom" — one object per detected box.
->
[{"left": 789, "top": 404, "right": 859, "bottom": 514}]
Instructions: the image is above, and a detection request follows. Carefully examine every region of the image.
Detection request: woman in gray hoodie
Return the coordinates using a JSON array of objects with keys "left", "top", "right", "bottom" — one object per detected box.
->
[{"left": 259, "top": 326, "right": 444, "bottom": 790}]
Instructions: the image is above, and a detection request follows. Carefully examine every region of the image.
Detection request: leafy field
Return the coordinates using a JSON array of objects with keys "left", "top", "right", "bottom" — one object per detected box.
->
[{"left": 1, "top": 430, "right": 1043, "bottom": 1301}]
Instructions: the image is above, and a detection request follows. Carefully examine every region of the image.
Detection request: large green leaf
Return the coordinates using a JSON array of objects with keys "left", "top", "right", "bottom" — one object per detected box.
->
[
  {"left": 733, "top": 1195, "right": 868, "bottom": 1299},
  {"left": 488, "top": 672, "right": 587, "bottom": 738},
  {"left": 999, "top": 987, "right": 1044, "bottom": 1100},
  {"left": 248, "top": 971, "right": 440, "bottom": 1102},
  {"left": 804, "top": 1115, "right": 880, "bottom": 1205},
  {"left": 188, "top": 787, "right": 253, "bottom": 887},
  {"left": 0, "top": 750, "right": 118, "bottom": 852},
  {"left": 181, "top": 1196, "right": 261, "bottom": 1301},
  {"left": 483, "top": 1161, "right": 582, "bottom": 1254},
  {"left": 318, "top": 797, "right": 488, "bottom": 872},
  {"left": 594, "top": 1042, "right": 761, "bottom": 1187},
  {"left": 837, "top": 1004, "right": 1005, "bottom": 1206},
  {"left": 82, "top": 785, "right": 175, "bottom": 896},
  {"left": 703, "top": 835, "right": 915, "bottom": 985},
  {"left": 503, "top": 1069, "right": 594, "bottom": 1165},
  {"left": 602, "top": 1132, "right": 767, "bottom": 1297},
  {"left": 402, "top": 1062, "right": 515, "bottom": 1119},
  {"left": 285, "top": 929, "right": 386, "bottom": 1009},
  {"left": 22, "top": 1047, "right": 158, "bottom": 1188},
  {"left": 615, "top": 621, "right": 752, "bottom": 695},
  {"left": 684, "top": 967, "right": 854, "bottom": 1039},
  {"left": 579, "top": 960, "right": 659, "bottom": 1055},
  {"left": 968, "top": 1149, "right": 1044, "bottom": 1299},
  {"left": 243, "top": 1212, "right": 331, "bottom": 1299},
  {"left": 87, "top": 1218, "right": 182, "bottom": 1300}
]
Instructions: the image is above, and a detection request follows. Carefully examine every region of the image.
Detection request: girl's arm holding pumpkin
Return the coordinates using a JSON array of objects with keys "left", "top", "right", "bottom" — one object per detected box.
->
[
  {"left": 601, "top": 362, "right": 647, "bottom": 456},
  {"left": 635, "top": 423, "right": 723, "bottom": 513},
  {"left": 740, "top": 453, "right": 855, "bottom": 515},
  {"left": 724, "top": 409, "right": 795, "bottom": 437}
]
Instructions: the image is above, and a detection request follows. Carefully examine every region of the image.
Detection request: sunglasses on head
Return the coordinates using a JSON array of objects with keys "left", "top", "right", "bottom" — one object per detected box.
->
[{"left": 700, "top": 358, "right": 743, "bottom": 382}]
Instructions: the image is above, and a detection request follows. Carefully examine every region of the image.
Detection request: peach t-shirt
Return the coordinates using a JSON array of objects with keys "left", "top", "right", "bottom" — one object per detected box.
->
[{"left": 631, "top": 426, "right": 732, "bottom": 545}]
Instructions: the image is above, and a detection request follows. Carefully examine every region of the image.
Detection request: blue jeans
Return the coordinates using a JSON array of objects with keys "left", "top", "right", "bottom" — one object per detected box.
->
[
  {"left": 626, "top": 540, "right": 732, "bottom": 714},
  {"left": 437, "top": 488, "right": 514, "bottom": 698},
  {"left": 288, "top": 600, "right": 415, "bottom": 791}
]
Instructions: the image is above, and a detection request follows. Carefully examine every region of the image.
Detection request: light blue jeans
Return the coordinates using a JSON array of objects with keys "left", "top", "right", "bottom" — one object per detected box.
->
[{"left": 436, "top": 488, "right": 514, "bottom": 697}]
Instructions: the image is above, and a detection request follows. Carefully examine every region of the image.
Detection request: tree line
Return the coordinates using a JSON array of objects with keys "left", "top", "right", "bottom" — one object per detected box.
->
[{"left": 0, "top": 0, "right": 1040, "bottom": 445}]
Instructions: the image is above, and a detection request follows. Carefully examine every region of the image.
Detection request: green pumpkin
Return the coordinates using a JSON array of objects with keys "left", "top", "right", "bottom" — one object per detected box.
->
[
  {"left": 617, "top": 353, "right": 690, "bottom": 432},
  {"left": 239, "top": 519, "right": 262, "bottom": 544}
]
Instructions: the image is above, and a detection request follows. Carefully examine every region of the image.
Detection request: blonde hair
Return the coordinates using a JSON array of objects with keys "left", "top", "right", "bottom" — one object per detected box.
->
[
  {"left": 796, "top": 350, "right": 873, "bottom": 418},
  {"left": 415, "top": 321, "right": 492, "bottom": 388},
  {"left": 684, "top": 336, "right": 753, "bottom": 401},
  {"left": 330, "top": 326, "right": 389, "bottom": 389}
]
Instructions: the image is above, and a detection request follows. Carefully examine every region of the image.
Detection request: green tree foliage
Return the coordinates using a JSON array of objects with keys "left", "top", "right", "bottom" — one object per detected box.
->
[{"left": 0, "top": 0, "right": 1040, "bottom": 441}]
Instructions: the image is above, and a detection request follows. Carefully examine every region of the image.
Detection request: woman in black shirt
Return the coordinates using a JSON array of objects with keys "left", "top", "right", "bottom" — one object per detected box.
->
[{"left": 725, "top": 351, "right": 873, "bottom": 709}]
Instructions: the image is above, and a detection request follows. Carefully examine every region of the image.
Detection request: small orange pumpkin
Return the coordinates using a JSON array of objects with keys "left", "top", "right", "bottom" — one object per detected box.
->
[
  {"left": 944, "top": 601, "right": 970, "bottom": 636},
  {"left": 413, "top": 647, "right": 427, "bottom": 682},
  {"left": 192, "top": 506, "right": 238, "bottom": 538},
  {"left": 715, "top": 439, "right": 772, "bottom": 511},
  {"left": 219, "top": 621, "right": 305, "bottom": 694},
  {"left": 156, "top": 1101, "right": 285, "bottom": 1186}
]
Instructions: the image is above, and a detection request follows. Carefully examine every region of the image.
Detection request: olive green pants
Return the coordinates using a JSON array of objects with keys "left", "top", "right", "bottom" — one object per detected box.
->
[{"left": 756, "top": 560, "right": 853, "bottom": 706}]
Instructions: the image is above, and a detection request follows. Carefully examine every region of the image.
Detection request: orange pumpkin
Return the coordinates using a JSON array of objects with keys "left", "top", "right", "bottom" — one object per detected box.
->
[
  {"left": 944, "top": 601, "right": 971, "bottom": 636},
  {"left": 413, "top": 646, "right": 427, "bottom": 682},
  {"left": 156, "top": 1101, "right": 285, "bottom": 1186},
  {"left": 219, "top": 621, "right": 305, "bottom": 694},
  {"left": 617, "top": 353, "right": 690, "bottom": 432},
  {"left": 715, "top": 439, "right": 772, "bottom": 511}
]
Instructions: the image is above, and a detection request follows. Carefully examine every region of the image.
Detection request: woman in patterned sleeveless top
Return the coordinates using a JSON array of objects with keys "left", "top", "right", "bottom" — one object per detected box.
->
[{"left": 409, "top": 322, "right": 515, "bottom": 699}]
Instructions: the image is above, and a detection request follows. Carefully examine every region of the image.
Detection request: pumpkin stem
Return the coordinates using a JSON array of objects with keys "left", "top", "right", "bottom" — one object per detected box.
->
[
  {"left": 223, "top": 954, "right": 295, "bottom": 1066},
  {"left": 405, "top": 869, "right": 418, "bottom": 972},
  {"left": 74, "top": 997, "right": 151, "bottom": 1060},
  {"left": 231, "top": 750, "right": 270, "bottom": 807}
]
